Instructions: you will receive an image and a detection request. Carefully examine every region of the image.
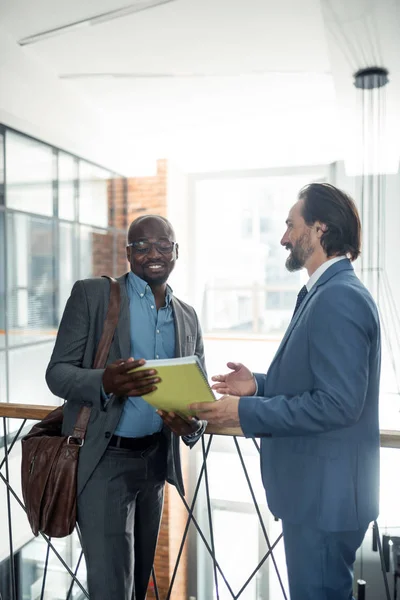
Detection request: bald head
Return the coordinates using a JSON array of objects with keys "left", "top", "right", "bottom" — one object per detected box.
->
[
  {"left": 127, "top": 215, "right": 175, "bottom": 245},
  {"left": 126, "top": 214, "right": 179, "bottom": 289}
]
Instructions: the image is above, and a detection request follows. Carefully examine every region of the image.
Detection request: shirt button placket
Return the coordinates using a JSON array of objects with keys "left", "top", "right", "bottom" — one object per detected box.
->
[{"left": 155, "top": 324, "right": 161, "bottom": 359}]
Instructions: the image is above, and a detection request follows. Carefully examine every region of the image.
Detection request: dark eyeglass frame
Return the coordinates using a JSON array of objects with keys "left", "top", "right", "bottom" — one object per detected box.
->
[{"left": 127, "top": 240, "right": 176, "bottom": 255}]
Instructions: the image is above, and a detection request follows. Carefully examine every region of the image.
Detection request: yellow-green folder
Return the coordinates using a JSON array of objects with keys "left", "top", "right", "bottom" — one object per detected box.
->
[{"left": 131, "top": 355, "right": 215, "bottom": 416}]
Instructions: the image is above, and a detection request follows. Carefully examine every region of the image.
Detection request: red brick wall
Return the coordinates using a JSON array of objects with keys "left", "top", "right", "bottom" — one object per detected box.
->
[
  {"left": 92, "top": 176, "right": 129, "bottom": 278},
  {"left": 91, "top": 230, "right": 114, "bottom": 277},
  {"left": 114, "top": 177, "right": 128, "bottom": 229},
  {"left": 115, "top": 231, "right": 129, "bottom": 277}
]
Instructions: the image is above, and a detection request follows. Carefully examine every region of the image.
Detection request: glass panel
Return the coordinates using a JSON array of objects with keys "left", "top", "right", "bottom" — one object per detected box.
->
[
  {"left": 58, "top": 152, "right": 77, "bottom": 221},
  {"left": 0, "top": 348, "right": 13, "bottom": 443},
  {"left": 79, "top": 161, "right": 112, "bottom": 228},
  {"left": 213, "top": 510, "right": 259, "bottom": 599},
  {"left": 5, "top": 130, "right": 54, "bottom": 216},
  {"left": 7, "top": 342, "right": 57, "bottom": 434},
  {"left": 8, "top": 343, "right": 57, "bottom": 406},
  {"left": 0, "top": 351, "right": 6, "bottom": 403},
  {"left": 268, "top": 518, "right": 289, "bottom": 599},
  {"left": 0, "top": 212, "right": 5, "bottom": 349},
  {"left": 7, "top": 213, "right": 56, "bottom": 345},
  {"left": 115, "top": 230, "right": 129, "bottom": 277},
  {"left": 58, "top": 222, "right": 77, "bottom": 323},
  {"left": 79, "top": 226, "right": 113, "bottom": 279},
  {"left": 0, "top": 129, "right": 4, "bottom": 205},
  {"left": 17, "top": 530, "right": 87, "bottom": 600},
  {"left": 203, "top": 450, "right": 265, "bottom": 504},
  {"left": 0, "top": 448, "right": 37, "bottom": 597}
]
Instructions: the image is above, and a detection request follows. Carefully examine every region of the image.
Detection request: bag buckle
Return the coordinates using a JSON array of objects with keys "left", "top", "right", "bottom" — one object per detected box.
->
[{"left": 67, "top": 436, "right": 84, "bottom": 447}]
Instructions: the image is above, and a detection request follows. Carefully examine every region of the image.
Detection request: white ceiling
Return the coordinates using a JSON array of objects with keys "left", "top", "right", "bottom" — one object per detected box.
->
[
  {"left": 0, "top": 0, "right": 398, "bottom": 173},
  {"left": 2, "top": 0, "right": 331, "bottom": 73}
]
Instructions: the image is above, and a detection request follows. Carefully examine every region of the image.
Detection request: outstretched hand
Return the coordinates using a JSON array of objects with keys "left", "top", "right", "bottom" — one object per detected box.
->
[{"left": 211, "top": 362, "right": 256, "bottom": 397}]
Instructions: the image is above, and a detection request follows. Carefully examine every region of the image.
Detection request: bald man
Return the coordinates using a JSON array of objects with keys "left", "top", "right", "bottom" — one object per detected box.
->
[{"left": 46, "top": 215, "right": 206, "bottom": 600}]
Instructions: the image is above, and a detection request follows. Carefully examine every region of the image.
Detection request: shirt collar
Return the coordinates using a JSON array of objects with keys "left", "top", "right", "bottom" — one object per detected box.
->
[
  {"left": 306, "top": 256, "right": 347, "bottom": 292},
  {"left": 128, "top": 271, "right": 173, "bottom": 305}
]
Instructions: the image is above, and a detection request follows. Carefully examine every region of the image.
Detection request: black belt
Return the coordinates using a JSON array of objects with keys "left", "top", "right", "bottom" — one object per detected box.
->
[{"left": 108, "top": 432, "right": 162, "bottom": 451}]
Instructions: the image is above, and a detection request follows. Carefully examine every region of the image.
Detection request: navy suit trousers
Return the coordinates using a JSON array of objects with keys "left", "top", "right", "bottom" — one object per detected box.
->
[{"left": 282, "top": 520, "right": 369, "bottom": 600}]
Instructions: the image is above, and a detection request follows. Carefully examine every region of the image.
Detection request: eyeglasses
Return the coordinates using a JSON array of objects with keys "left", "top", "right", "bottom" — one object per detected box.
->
[{"left": 127, "top": 240, "right": 176, "bottom": 255}]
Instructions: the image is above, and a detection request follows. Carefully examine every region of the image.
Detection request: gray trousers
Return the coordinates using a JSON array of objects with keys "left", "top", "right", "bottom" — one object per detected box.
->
[{"left": 77, "top": 440, "right": 167, "bottom": 600}]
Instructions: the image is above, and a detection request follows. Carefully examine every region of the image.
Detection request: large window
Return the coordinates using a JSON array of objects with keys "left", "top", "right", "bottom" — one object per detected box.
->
[
  {"left": 194, "top": 172, "right": 325, "bottom": 336},
  {"left": 0, "top": 124, "right": 128, "bottom": 407},
  {"left": 1, "top": 127, "right": 128, "bottom": 349},
  {"left": 7, "top": 213, "right": 55, "bottom": 345},
  {"left": 58, "top": 152, "right": 77, "bottom": 221},
  {"left": 58, "top": 221, "right": 77, "bottom": 321},
  {"left": 0, "top": 211, "right": 5, "bottom": 349},
  {"left": 78, "top": 162, "right": 111, "bottom": 228},
  {"left": 6, "top": 131, "right": 55, "bottom": 216},
  {"left": 0, "top": 351, "right": 6, "bottom": 405}
]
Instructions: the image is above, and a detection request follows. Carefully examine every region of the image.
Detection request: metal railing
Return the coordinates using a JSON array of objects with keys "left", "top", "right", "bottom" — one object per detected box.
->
[{"left": 0, "top": 402, "right": 399, "bottom": 600}]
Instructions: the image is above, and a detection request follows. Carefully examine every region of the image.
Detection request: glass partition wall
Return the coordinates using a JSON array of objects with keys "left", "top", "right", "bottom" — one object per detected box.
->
[{"left": 0, "top": 124, "right": 127, "bottom": 600}]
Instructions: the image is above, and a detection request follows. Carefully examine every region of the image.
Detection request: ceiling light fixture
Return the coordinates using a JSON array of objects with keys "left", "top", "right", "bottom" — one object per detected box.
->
[
  {"left": 59, "top": 70, "right": 332, "bottom": 80},
  {"left": 321, "top": 0, "right": 400, "bottom": 394},
  {"left": 18, "top": 0, "right": 175, "bottom": 46}
]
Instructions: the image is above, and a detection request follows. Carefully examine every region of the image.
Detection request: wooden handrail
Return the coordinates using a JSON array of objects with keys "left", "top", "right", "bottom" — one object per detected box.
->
[
  {"left": 0, "top": 403, "right": 399, "bottom": 448},
  {"left": 0, "top": 402, "right": 59, "bottom": 420}
]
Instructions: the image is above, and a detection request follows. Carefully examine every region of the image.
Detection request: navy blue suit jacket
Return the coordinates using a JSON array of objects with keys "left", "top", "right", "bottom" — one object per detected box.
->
[{"left": 239, "top": 259, "right": 381, "bottom": 532}]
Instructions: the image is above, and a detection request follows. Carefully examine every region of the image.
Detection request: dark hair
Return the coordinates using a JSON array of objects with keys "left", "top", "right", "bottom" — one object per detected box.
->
[{"left": 299, "top": 183, "right": 361, "bottom": 261}]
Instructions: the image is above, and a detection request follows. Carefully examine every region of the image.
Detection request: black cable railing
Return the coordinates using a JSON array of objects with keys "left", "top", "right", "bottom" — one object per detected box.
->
[{"left": 0, "top": 403, "right": 399, "bottom": 600}]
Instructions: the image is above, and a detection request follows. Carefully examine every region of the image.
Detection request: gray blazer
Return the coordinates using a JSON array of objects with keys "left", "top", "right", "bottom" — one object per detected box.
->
[{"left": 46, "top": 274, "right": 206, "bottom": 497}]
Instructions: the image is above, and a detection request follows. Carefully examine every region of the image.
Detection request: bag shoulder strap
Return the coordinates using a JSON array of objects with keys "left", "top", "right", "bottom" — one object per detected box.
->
[
  {"left": 71, "top": 276, "right": 121, "bottom": 440},
  {"left": 93, "top": 277, "right": 121, "bottom": 369}
]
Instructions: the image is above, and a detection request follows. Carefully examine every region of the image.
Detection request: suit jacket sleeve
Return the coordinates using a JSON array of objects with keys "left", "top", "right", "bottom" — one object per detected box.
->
[
  {"left": 253, "top": 373, "right": 266, "bottom": 397},
  {"left": 239, "top": 286, "right": 378, "bottom": 437},
  {"left": 46, "top": 280, "right": 105, "bottom": 411}
]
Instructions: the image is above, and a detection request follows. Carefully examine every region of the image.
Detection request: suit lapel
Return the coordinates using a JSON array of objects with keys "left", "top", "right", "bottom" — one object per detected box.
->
[
  {"left": 171, "top": 297, "right": 185, "bottom": 358},
  {"left": 115, "top": 274, "right": 130, "bottom": 358},
  {"left": 269, "top": 258, "right": 354, "bottom": 369},
  {"left": 271, "top": 285, "right": 317, "bottom": 363}
]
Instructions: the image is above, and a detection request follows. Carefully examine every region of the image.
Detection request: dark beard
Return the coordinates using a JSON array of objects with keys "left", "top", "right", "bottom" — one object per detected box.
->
[
  {"left": 285, "top": 233, "right": 314, "bottom": 272},
  {"left": 145, "top": 274, "right": 169, "bottom": 286},
  {"left": 141, "top": 270, "right": 170, "bottom": 286}
]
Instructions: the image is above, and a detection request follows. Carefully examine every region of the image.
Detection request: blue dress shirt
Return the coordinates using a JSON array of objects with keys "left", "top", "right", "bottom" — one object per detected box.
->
[{"left": 114, "top": 272, "right": 175, "bottom": 437}]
